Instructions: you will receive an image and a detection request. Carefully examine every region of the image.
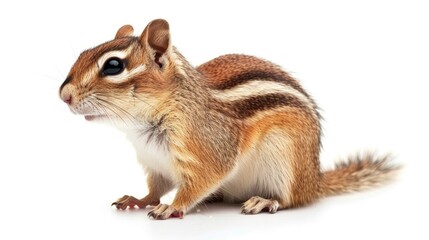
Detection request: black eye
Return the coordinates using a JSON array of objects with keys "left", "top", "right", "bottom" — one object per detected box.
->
[{"left": 102, "top": 57, "right": 125, "bottom": 76}]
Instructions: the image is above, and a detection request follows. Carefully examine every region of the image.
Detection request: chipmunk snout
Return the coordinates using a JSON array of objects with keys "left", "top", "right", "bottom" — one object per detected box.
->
[
  {"left": 59, "top": 79, "right": 74, "bottom": 105},
  {"left": 59, "top": 76, "right": 72, "bottom": 103},
  {"left": 61, "top": 93, "right": 72, "bottom": 105}
]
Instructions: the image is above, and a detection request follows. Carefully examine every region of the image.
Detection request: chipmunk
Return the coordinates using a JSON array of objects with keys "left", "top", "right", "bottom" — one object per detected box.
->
[{"left": 59, "top": 19, "right": 399, "bottom": 220}]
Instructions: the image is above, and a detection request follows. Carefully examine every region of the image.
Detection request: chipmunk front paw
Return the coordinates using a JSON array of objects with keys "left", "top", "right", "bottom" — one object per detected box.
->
[
  {"left": 112, "top": 195, "right": 160, "bottom": 210},
  {"left": 147, "top": 204, "right": 184, "bottom": 220}
]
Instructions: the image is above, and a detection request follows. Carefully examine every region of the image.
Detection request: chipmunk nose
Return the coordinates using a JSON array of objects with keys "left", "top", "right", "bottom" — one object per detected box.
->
[
  {"left": 61, "top": 94, "right": 72, "bottom": 105},
  {"left": 59, "top": 76, "right": 73, "bottom": 105}
]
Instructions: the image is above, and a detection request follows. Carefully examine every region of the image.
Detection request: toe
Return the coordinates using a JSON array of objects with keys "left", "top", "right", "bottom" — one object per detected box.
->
[
  {"left": 148, "top": 204, "right": 183, "bottom": 220},
  {"left": 241, "top": 196, "right": 280, "bottom": 215},
  {"left": 268, "top": 201, "right": 279, "bottom": 213},
  {"left": 241, "top": 197, "right": 260, "bottom": 213},
  {"left": 112, "top": 195, "right": 127, "bottom": 206},
  {"left": 111, "top": 195, "right": 143, "bottom": 210}
]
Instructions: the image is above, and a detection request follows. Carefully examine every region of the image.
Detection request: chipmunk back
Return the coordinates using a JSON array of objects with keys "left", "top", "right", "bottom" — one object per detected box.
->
[{"left": 59, "top": 19, "right": 399, "bottom": 220}]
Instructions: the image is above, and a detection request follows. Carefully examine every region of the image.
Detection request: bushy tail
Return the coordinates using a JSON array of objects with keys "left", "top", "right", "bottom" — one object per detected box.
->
[{"left": 319, "top": 154, "right": 400, "bottom": 197}]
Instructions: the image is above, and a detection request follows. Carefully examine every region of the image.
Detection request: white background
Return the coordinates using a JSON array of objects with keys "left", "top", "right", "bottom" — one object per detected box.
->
[{"left": 0, "top": 0, "right": 428, "bottom": 239}]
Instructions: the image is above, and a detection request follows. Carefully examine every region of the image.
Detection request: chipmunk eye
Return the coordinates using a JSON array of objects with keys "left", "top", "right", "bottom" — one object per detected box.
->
[{"left": 102, "top": 57, "right": 124, "bottom": 76}]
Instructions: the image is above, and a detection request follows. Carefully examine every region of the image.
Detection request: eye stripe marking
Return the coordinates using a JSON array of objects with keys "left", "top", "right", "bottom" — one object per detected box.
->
[
  {"left": 97, "top": 50, "right": 129, "bottom": 69},
  {"left": 104, "top": 64, "right": 146, "bottom": 83},
  {"left": 96, "top": 47, "right": 146, "bottom": 84}
]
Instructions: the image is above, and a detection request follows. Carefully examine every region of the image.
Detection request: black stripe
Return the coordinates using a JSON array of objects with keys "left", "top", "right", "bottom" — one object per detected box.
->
[
  {"left": 229, "top": 93, "right": 307, "bottom": 118},
  {"left": 214, "top": 70, "right": 309, "bottom": 98},
  {"left": 96, "top": 37, "right": 138, "bottom": 58},
  {"left": 79, "top": 37, "right": 138, "bottom": 64},
  {"left": 59, "top": 76, "right": 72, "bottom": 92}
]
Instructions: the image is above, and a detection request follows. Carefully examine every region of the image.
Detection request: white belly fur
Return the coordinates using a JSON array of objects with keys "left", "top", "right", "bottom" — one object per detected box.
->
[
  {"left": 221, "top": 131, "right": 294, "bottom": 204},
  {"left": 124, "top": 128, "right": 293, "bottom": 204},
  {"left": 125, "top": 129, "right": 177, "bottom": 182}
]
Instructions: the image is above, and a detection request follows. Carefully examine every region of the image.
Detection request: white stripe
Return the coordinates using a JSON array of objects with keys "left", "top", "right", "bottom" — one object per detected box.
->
[
  {"left": 96, "top": 48, "right": 146, "bottom": 83},
  {"left": 212, "top": 80, "right": 314, "bottom": 108},
  {"left": 97, "top": 50, "right": 129, "bottom": 69},
  {"left": 104, "top": 64, "right": 146, "bottom": 83}
]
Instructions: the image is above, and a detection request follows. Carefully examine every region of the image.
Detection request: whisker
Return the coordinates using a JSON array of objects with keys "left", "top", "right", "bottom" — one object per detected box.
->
[
  {"left": 86, "top": 95, "right": 120, "bottom": 122},
  {"left": 87, "top": 97, "right": 110, "bottom": 118},
  {"left": 93, "top": 96, "right": 142, "bottom": 128},
  {"left": 95, "top": 90, "right": 165, "bottom": 118},
  {"left": 134, "top": 88, "right": 178, "bottom": 116},
  {"left": 94, "top": 102, "right": 121, "bottom": 125},
  {"left": 89, "top": 88, "right": 177, "bottom": 131},
  {"left": 96, "top": 100, "right": 130, "bottom": 126},
  {"left": 133, "top": 95, "right": 163, "bottom": 116},
  {"left": 38, "top": 72, "right": 64, "bottom": 84},
  {"left": 93, "top": 93, "right": 149, "bottom": 121}
]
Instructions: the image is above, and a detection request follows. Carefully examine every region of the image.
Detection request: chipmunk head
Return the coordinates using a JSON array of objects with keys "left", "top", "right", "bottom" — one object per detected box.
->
[{"left": 59, "top": 19, "right": 175, "bottom": 126}]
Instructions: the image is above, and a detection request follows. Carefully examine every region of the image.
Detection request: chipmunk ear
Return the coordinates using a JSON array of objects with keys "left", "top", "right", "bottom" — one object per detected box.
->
[
  {"left": 115, "top": 25, "right": 134, "bottom": 39},
  {"left": 140, "top": 19, "right": 170, "bottom": 68}
]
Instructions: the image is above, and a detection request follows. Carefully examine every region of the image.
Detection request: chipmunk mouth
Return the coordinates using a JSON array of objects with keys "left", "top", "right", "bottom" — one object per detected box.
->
[{"left": 84, "top": 114, "right": 107, "bottom": 121}]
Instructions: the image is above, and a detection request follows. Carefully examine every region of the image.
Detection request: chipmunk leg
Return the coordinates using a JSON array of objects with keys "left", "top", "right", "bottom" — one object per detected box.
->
[
  {"left": 147, "top": 181, "right": 219, "bottom": 220},
  {"left": 112, "top": 172, "right": 173, "bottom": 210},
  {"left": 148, "top": 163, "right": 226, "bottom": 220}
]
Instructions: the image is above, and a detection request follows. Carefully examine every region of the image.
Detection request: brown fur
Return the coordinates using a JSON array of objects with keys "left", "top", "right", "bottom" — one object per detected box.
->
[
  {"left": 320, "top": 154, "right": 400, "bottom": 197},
  {"left": 60, "top": 19, "right": 400, "bottom": 219},
  {"left": 197, "top": 54, "right": 307, "bottom": 95},
  {"left": 238, "top": 108, "right": 321, "bottom": 207}
]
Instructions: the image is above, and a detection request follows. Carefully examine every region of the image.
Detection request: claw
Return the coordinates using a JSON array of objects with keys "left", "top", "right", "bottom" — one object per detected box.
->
[
  {"left": 241, "top": 196, "right": 280, "bottom": 215},
  {"left": 148, "top": 204, "right": 184, "bottom": 220},
  {"left": 112, "top": 194, "right": 161, "bottom": 211},
  {"left": 147, "top": 211, "right": 158, "bottom": 220},
  {"left": 111, "top": 195, "right": 143, "bottom": 210}
]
